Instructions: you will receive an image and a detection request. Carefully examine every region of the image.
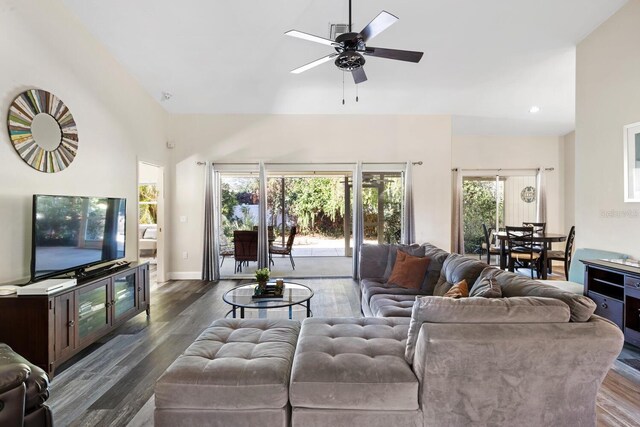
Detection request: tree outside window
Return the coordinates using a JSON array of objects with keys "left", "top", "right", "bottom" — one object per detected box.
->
[{"left": 139, "top": 184, "right": 158, "bottom": 224}]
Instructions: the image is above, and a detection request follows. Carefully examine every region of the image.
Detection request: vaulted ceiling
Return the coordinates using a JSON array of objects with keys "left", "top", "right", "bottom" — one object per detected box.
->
[{"left": 61, "top": 0, "right": 627, "bottom": 135}]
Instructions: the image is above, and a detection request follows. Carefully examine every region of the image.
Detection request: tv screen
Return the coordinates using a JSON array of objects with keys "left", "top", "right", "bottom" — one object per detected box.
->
[{"left": 31, "top": 195, "right": 126, "bottom": 281}]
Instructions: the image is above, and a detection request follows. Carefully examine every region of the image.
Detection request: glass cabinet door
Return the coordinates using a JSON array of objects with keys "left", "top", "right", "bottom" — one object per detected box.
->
[
  {"left": 112, "top": 270, "right": 137, "bottom": 322},
  {"left": 76, "top": 278, "right": 110, "bottom": 344}
]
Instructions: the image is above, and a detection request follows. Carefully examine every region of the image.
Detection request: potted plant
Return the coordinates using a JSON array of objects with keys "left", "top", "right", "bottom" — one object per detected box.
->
[{"left": 255, "top": 268, "right": 270, "bottom": 294}]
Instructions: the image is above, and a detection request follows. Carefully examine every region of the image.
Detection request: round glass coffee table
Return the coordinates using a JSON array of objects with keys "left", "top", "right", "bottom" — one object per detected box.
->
[{"left": 223, "top": 282, "right": 314, "bottom": 319}]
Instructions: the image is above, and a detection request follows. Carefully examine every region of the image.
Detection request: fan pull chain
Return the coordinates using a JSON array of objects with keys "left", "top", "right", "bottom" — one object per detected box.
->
[
  {"left": 356, "top": 84, "right": 359, "bottom": 102},
  {"left": 342, "top": 72, "right": 345, "bottom": 105}
]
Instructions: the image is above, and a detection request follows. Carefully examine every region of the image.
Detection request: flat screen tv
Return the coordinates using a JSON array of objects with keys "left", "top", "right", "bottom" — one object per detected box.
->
[{"left": 31, "top": 194, "right": 126, "bottom": 281}]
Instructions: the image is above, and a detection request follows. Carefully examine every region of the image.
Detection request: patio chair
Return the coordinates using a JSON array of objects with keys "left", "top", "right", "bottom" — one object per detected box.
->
[
  {"left": 219, "top": 235, "right": 234, "bottom": 267},
  {"left": 269, "top": 226, "right": 297, "bottom": 270},
  {"left": 546, "top": 225, "right": 576, "bottom": 280},
  {"left": 233, "top": 230, "right": 258, "bottom": 273},
  {"left": 506, "top": 226, "right": 541, "bottom": 279}
]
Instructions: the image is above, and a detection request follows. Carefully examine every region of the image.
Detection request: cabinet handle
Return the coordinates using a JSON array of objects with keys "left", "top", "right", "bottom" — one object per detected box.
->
[
  {"left": 634, "top": 282, "right": 640, "bottom": 288},
  {"left": 138, "top": 286, "right": 142, "bottom": 292},
  {"left": 601, "top": 302, "right": 608, "bottom": 309},
  {"left": 68, "top": 320, "right": 75, "bottom": 327}
]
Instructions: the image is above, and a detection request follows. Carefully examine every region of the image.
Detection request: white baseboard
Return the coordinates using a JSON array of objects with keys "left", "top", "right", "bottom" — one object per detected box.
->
[{"left": 167, "top": 271, "right": 202, "bottom": 280}]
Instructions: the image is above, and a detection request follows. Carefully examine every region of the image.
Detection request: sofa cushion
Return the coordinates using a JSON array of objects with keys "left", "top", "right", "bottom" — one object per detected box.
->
[
  {"left": 155, "top": 318, "right": 300, "bottom": 410},
  {"left": 538, "top": 280, "right": 584, "bottom": 295},
  {"left": 359, "top": 244, "right": 390, "bottom": 280},
  {"left": 434, "top": 254, "right": 487, "bottom": 296},
  {"left": 387, "top": 250, "right": 431, "bottom": 289},
  {"left": 369, "top": 294, "right": 416, "bottom": 317},
  {"left": 470, "top": 267, "right": 502, "bottom": 298},
  {"left": 383, "top": 244, "right": 425, "bottom": 280},
  {"left": 483, "top": 267, "right": 597, "bottom": 322},
  {"left": 361, "top": 279, "right": 425, "bottom": 307},
  {"left": 421, "top": 243, "right": 451, "bottom": 294},
  {"left": 290, "top": 317, "right": 418, "bottom": 411},
  {"left": 404, "top": 296, "right": 571, "bottom": 364}
]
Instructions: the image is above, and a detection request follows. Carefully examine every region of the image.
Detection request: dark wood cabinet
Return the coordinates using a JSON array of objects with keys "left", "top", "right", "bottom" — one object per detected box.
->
[
  {"left": 584, "top": 259, "right": 640, "bottom": 347},
  {"left": 0, "top": 262, "right": 150, "bottom": 376},
  {"left": 54, "top": 292, "right": 76, "bottom": 361}
]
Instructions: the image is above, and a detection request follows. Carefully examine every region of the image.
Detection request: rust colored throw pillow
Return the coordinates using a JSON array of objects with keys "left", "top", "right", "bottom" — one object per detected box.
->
[
  {"left": 387, "top": 250, "right": 431, "bottom": 289},
  {"left": 443, "top": 279, "right": 469, "bottom": 299}
]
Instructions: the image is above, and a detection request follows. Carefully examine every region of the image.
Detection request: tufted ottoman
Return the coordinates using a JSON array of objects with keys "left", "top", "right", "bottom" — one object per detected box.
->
[
  {"left": 289, "top": 317, "right": 422, "bottom": 427},
  {"left": 154, "top": 318, "right": 300, "bottom": 427}
]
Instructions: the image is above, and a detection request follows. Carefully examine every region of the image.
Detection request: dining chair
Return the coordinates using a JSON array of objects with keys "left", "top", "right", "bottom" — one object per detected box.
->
[
  {"left": 269, "top": 226, "right": 297, "bottom": 270},
  {"left": 522, "top": 221, "right": 548, "bottom": 263},
  {"left": 481, "top": 223, "right": 501, "bottom": 265},
  {"left": 546, "top": 226, "right": 576, "bottom": 280},
  {"left": 506, "top": 226, "right": 541, "bottom": 279},
  {"left": 233, "top": 230, "right": 258, "bottom": 273},
  {"left": 522, "top": 222, "right": 546, "bottom": 234}
]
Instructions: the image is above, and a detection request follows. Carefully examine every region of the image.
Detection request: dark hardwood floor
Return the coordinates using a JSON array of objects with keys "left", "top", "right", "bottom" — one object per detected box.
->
[{"left": 47, "top": 273, "right": 640, "bottom": 427}]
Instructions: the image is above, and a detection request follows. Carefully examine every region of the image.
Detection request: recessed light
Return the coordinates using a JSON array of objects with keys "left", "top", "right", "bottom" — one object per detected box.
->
[{"left": 529, "top": 106, "right": 540, "bottom": 114}]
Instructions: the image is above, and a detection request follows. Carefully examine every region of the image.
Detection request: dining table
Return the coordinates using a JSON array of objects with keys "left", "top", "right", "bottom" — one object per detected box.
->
[{"left": 494, "top": 231, "right": 567, "bottom": 280}]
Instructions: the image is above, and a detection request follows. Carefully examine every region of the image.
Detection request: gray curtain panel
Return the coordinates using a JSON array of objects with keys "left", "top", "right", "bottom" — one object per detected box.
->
[
  {"left": 257, "top": 161, "right": 269, "bottom": 269},
  {"left": 451, "top": 169, "right": 464, "bottom": 254},
  {"left": 352, "top": 162, "right": 364, "bottom": 279},
  {"left": 201, "top": 162, "right": 220, "bottom": 281},
  {"left": 401, "top": 161, "right": 415, "bottom": 245},
  {"left": 536, "top": 168, "right": 547, "bottom": 224}
]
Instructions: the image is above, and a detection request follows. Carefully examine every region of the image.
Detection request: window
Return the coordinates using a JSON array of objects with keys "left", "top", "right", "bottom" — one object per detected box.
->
[{"left": 139, "top": 184, "right": 158, "bottom": 225}]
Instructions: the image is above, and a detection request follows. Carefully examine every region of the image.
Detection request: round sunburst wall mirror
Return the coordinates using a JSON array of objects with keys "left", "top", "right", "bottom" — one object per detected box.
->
[{"left": 7, "top": 89, "right": 78, "bottom": 173}]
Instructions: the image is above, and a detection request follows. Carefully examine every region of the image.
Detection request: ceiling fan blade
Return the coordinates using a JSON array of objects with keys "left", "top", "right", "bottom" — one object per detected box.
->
[
  {"left": 285, "top": 30, "right": 341, "bottom": 47},
  {"left": 364, "top": 47, "right": 423, "bottom": 63},
  {"left": 291, "top": 53, "right": 338, "bottom": 74},
  {"left": 358, "top": 11, "right": 398, "bottom": 42},
  {"left": 352, "top": 67, "right": 367, "bottom": 84}
]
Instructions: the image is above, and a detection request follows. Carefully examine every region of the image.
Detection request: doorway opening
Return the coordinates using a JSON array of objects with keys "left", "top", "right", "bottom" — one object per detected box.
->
[{"left": 138, "top": 162, "right": 165, "bottom": 284}]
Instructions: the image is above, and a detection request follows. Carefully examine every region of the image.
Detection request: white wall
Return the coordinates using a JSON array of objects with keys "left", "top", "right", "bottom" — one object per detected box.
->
[
  {"left": 452, "top": 135, "right": 565, "bottom": 238},
  {"left": 576, "top": 0, "right": 640, "bottom": 259},
  {"left": 0, "top": 0, "right": 169, "bottom": 283},
  {"left": 139, "top": 162, "right": 160, "bottom": 185},
  {"left": 563, "top": 131, "right": 576, "bottom": 228},
  {"left": 166, "top": 114, "right": 452, "bottom": 277}
]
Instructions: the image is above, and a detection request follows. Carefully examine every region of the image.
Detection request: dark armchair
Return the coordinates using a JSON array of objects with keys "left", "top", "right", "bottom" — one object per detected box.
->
[
  {"left": 0, "top": 343, "right": 52, "bottom": 427},
  {"left": 233, "top": 230, "right": 258, "bottom": 273}
]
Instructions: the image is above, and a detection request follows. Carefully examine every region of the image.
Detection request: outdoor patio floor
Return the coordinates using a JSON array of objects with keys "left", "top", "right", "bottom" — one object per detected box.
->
[{"left": 219, "top": 249, "right": 353, "bottom": 279}]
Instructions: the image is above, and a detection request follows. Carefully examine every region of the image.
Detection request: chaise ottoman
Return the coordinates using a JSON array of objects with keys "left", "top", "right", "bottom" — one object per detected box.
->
[
  {"left": 289, "top": 317, "right": 422, "bottom": 427},
  {"left": 154, "top": 318, "right": 300, "bottom": 427}
]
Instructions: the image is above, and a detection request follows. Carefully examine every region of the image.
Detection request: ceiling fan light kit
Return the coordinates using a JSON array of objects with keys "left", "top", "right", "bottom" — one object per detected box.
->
[{"left": 285, "top": 0, "right": 423, "bottom": 88}]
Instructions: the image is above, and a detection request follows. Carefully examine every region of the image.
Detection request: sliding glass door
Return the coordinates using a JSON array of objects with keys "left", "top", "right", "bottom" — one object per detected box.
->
[{"left": 462, "top": 173, "right": 537, "bottom": 256}]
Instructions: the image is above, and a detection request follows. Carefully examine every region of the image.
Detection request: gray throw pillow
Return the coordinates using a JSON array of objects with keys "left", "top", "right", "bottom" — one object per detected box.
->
[
  {"left": 470, "top": 268, "right": 502, "bottom": 298},
  {"left": 383, "top": 245, "right": 425, "bottom": 281},
  {"left": 433, "top": 253, "right": 487, "bottom": 296}
]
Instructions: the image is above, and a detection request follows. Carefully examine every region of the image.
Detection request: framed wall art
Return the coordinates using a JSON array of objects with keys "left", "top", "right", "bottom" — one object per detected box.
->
[{"left": 7, "top": 89, "right": 78, "bottom": 173}]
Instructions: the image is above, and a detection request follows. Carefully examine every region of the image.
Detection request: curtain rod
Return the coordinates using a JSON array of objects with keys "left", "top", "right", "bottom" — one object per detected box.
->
[
  {"left": 196, "top": 161, "right": 423, "bottom": 166},
  {"left": 451, "top": 167, "right": 554, "bottom": 172}
]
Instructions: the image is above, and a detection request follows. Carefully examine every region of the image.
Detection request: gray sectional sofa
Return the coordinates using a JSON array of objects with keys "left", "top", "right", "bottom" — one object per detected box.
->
[{"left": 155, "top": 242, "right": 624, "bottom": 427}]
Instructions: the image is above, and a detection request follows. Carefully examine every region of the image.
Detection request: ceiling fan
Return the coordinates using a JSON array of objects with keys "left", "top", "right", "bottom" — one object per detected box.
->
[{"left": 285, "top": 0, "right": 424, "bottom": 84}]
